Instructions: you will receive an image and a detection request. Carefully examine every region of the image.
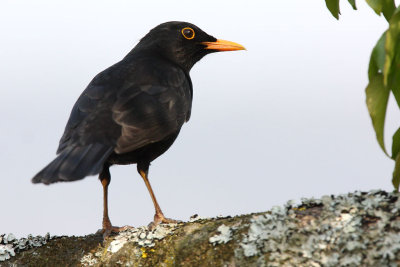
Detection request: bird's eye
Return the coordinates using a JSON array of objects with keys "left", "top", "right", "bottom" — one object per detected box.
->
[{"left": 181, "top": 27, "right": 195, "bottom": 40}]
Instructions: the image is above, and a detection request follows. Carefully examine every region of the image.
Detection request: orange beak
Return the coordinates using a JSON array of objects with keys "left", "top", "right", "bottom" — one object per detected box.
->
[{"left": 202, "top": 39, "right": 246, "bottom": 51}]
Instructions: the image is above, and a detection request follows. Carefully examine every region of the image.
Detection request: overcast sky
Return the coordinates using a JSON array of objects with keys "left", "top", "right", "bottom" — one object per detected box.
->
[{"left": 1, "top": 1, "right": 399, "bottom": 237}]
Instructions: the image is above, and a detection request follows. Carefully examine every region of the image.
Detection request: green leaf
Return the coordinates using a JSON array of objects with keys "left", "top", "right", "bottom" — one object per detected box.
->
[
  {"left": 382, "top": 0, "right": 396, "bottom": 21},
  {"left": 384, "top": 8, "right": 400, "bottom": 108},
  {"left": 368, "top": 32, "right": 386, "bottom": 80},
  {"left": 325, "top": 0, "right": 340, "bottom": 19},
  {"left": 384, "top": 6, "right": 400, "bottom": 86},
  {"left": 367, "top": 35, "right": 389, "bottom": 156},
  {"left": 366, "top": 0, "right": 383, "bottom": 15},
  {"left": 392, "top": 153, "right": 400, "bottom": 191},
  {"left": 393, "top": 86, "right": 400, "bottom": 108},
  {"left": 392, "top": 127, "right": 400, "bottom": 159},
  {"left": 366, "top": 74, "right": 390, "bottom": 156},
  {"left": 348, "top": 0, "right": 357, "bottom": 10}
]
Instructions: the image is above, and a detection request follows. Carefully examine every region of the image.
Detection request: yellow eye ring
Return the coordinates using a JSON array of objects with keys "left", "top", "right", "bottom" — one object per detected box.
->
[{"left": 181, "top": 27, "right": 195, "bottom": 40}]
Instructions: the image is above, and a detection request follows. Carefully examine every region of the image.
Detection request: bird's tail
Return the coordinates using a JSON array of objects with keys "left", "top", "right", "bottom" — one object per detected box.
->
[{"left": 31, "top": 144, "right": 113, "bottom": 185}]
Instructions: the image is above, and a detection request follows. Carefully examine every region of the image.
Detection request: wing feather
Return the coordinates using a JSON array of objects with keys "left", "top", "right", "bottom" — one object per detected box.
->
[{"left": 57, "top": 59, "right": 192, "bottom": 156}]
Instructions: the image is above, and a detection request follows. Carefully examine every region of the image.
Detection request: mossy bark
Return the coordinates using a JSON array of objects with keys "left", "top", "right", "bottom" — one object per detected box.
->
[{"left": 3, "top": 190, "right": 400, "bottom": 266}]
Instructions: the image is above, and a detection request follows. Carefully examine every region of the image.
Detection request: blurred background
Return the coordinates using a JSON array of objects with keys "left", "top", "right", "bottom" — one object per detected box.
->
[{"left": 1, "top": 0, "right": 399, "bottom": 237}]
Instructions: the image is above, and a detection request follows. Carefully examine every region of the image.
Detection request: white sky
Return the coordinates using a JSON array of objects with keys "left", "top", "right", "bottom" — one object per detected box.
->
[{"left": 1, "top": 0, "right": 399, "bottom": 237}]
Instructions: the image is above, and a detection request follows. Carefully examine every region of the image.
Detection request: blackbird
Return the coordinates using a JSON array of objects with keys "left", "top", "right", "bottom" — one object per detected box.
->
[{"left": 32, "top": 21, "right": 245, "bottom": 237}]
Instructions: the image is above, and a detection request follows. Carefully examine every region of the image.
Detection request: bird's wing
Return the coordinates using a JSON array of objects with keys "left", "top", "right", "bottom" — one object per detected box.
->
[
  {"left": 112, "top": 71, "right": 192, "bottom": 154},
  {"left": 57, "top": 62, "right": 192, "bottom": 155},
  {"left": 57, "top": 82, "right": 121, "bottom": 153}
]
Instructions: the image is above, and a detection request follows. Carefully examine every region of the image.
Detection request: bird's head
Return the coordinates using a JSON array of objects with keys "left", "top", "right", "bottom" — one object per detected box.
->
[{"left": 132, "top": 21, "right": 245, "bottom": 72}]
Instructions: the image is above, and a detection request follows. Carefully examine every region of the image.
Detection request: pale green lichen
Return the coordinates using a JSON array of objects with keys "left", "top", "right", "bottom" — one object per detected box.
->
[
  {"left": 86, "top": 190, "right": 400, "bottom": 266},
  {"left": 3, "top": 190, "right": 400, "bottom": 266},
  {"left": 233, "top": 190, "right": 400, "bottom": 266},
  {"left": 0, "top": 233, "right": 51, "bottom": 261},
  {"left": 81, "top": 223, "right": 179, "bottom": 266},
  {"left": 209, "top": 224, "right": 233, "bottom": 245}
]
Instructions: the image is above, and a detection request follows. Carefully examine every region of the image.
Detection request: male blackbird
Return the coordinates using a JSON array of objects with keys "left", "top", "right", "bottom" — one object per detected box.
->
[{"left": 32, "top": 21, "right": 245, "bottom": 237}]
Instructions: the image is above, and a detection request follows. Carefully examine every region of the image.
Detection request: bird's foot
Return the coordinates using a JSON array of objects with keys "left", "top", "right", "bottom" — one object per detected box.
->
[
  {"left": 98, "top": 225, "right": 134, "bottom": 239},
  {"left": 148, "top": 212, "right": 181, "bottom": 230}
]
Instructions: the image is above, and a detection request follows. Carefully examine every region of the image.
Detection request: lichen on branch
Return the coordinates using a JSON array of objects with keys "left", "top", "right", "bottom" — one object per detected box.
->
[{"left": 3, "top": 190, "right": 400, "bottom": 266}]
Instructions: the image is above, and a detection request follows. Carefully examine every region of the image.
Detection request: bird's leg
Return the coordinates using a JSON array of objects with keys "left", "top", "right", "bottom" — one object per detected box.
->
[
  {"left": 137, "top": 163, "right": 180, "bottom": 229},
  {"left": 99, "top": 165, "right": 132, "bottom": 238}
]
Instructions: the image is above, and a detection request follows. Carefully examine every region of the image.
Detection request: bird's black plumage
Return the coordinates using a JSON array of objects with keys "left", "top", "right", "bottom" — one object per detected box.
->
[{"left": 32, "top": 21, "right": 244, "bottom": 234}]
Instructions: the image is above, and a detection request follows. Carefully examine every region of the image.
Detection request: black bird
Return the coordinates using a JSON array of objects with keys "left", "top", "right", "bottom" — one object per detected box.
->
[{"left": 32, "top": 21, "right": 245, "bottom": 237}]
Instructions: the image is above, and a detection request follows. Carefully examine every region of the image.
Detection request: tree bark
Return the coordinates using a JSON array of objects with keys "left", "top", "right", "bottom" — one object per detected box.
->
[{"left": 2, "top": 190, "right": 400, "bottom": 266}]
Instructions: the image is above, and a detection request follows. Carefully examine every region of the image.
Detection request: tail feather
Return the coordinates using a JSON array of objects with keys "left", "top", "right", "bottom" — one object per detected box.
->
[{"left": 32, "top": 144, "right": 113, "bottom": 185}]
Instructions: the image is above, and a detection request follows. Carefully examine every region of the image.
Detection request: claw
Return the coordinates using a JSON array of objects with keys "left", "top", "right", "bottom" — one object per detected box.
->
[
  {"left": 98, "top": 225, "right": 134, "bottom": 239},
  {"left": 148, "top": 213, "right": 181, "bottom": 230}
]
